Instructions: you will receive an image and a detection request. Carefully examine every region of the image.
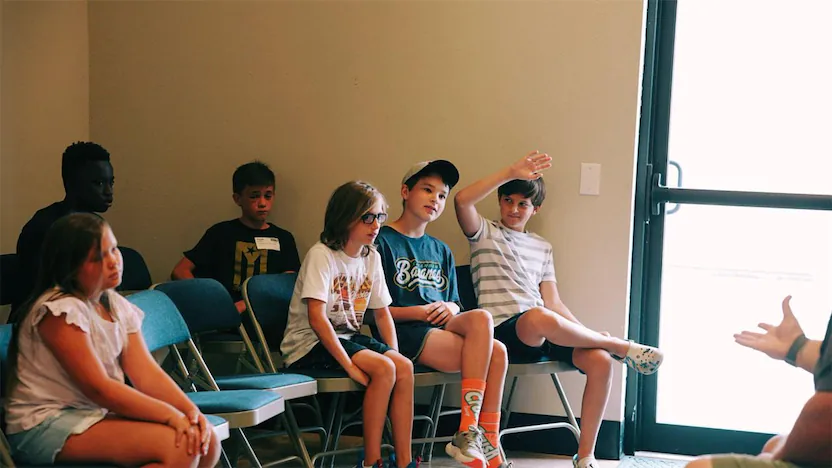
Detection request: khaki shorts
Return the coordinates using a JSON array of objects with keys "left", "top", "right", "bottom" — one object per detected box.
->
[{"left": 711, "top": 454, "right": 802, "bottom": 468}]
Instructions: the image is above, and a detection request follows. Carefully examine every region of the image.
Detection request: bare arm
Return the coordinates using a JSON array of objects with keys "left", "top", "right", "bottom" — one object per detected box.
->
[
  {"left": 307, "top": 298, "right": 370, "bottom": 385},
  {"left": 373, "top": 306, "right": 399, "bottom": 352},
  {"left": 772, "top": 391, "right": 832, "bottom": 465},
  {"left": 39, "top": 314, "right": 182, "bottom": 425},
  {"left": 171, "top": 257, "right": 196, "bottom": 280},
  {"left": 734, "top": 296, "right": 822, "bottom": 373},
  {"left": 540, "top": 281, "right": 582, "bottom": 325},
  {"left": 388, "top": 304, "right": 430, "bottom": 322},
  {"left": 454, "top": 151, "right": 552, "bottom": 237}
]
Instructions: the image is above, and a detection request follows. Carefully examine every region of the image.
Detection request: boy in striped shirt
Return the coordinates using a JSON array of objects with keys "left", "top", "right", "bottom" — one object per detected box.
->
[{"left": 454, "top": 151, "right": 664, "bottom": 468}]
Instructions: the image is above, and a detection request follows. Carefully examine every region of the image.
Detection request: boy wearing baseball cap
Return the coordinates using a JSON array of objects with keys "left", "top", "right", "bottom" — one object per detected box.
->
[{"left": 373, "top": 160, "right": 510, "bottom": 468}]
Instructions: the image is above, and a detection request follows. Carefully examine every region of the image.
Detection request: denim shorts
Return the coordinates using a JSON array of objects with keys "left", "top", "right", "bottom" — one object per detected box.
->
[{"left": 7, "top": 409, "right": 106, "bottom": 465}]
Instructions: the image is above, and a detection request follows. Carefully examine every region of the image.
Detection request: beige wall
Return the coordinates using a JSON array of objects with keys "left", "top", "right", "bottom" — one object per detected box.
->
[
  {"left": 0, "top": 0, "right": 645, "bottom": 421},
  {"left": 0, "top": 0, "right": 90, "bottom": 252},
  {"left": 89, "top": 0, "right": 645, "bottom": 421}
]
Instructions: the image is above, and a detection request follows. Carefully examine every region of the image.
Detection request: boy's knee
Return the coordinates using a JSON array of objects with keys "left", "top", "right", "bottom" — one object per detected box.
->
[
  {"left": 581, "top": 349, "right": 614, "bottom": 376},
  {"left": 393, "top": 355, "right": 414, "bottom": 382},
  {"left": 491, "top": 340, "right": 508, "bottom": 367},
  {"left": 468, "top": 309, "right": 494, "bottom": 329},
  {"left": 525, "top": 307, "right": 558, "bottom": 327},
  {"left": 370, "top": 355, "right": 397, "bottom": 385}
]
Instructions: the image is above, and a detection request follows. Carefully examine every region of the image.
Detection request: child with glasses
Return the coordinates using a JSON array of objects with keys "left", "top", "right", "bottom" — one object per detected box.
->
[{"left": 280, "top": 181, "right": 419, "bottom": 468}]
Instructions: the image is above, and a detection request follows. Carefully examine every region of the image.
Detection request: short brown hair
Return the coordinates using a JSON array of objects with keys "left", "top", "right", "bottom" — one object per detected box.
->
[{"left": 497, "top": 178, "right": 546, "bottom": 207}]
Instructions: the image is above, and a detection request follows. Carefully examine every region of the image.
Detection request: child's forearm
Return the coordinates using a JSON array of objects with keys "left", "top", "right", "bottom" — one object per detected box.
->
[
  {"left": 94, "top": 380, "right": 183, "bottom": 425},
  {"left": 137, "top": 366, "right": 201, "bottom": 415},
  {"left": 374, "top": 308, "right": 399, "bottom": 351},
  {"left": 455, "top": 167, "right": 514, "bottom": 208},
  {"left": 388, "top": 304, "right": 429, "bottom": 322}
]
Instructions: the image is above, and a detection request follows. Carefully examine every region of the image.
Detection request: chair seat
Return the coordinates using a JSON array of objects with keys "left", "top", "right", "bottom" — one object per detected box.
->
[
  {"left": 206, "top": 414, "right": 230, "bottom": 441},
  {"left": 506, "top": 357, "right": 578, "bottom": 376},
  {"left": 215, "top": 373, "right": 317, "bottom": 400},
  {"left": 187, "top": 390, "right": 284, "bottom": 428},
  {"left": 413, "top": 365, "right": 460, "bottom": 387}
]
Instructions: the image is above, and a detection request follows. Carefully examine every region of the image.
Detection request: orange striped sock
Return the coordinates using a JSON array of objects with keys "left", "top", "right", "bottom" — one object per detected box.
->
[
  {"left": 479, "top": 412, "right": 504, "bottom": 468},
  {"left": 459, "top": 379, "right": 486, "bottom": 432}
]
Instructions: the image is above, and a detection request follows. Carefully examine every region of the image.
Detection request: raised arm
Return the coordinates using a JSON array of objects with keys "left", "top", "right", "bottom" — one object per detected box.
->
[{"left": 454, "top": 151, "right": 552, "bottom": 237}]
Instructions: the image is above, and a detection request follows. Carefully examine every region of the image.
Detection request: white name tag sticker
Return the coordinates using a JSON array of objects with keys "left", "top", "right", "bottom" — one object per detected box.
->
[{"left": 254, "top": 237, "right": 281, "bottom": 251}]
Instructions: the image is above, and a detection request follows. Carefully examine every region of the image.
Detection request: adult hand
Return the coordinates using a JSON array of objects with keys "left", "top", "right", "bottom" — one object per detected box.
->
[{"left": 734, "top": 295, "right": 805, "bottom": 361}]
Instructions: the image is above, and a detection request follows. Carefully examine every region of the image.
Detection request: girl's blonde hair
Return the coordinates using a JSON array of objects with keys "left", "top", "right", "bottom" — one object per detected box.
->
[{"left": 320, "top": 181, "right": 386, "bottom": 257}]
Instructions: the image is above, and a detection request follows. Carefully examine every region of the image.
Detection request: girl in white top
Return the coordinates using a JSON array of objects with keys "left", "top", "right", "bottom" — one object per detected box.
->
[
  {"left": 3, "top": 213, "right": 221, "bottom": 467},
  {"left": 280, "top": 181, "right": 418, "bottom": 468}
]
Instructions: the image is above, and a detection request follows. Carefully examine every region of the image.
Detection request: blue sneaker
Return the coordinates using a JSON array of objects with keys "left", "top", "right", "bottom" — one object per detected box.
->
[{"left": 387, "top": 453, "right": 421, "bottom": 468}]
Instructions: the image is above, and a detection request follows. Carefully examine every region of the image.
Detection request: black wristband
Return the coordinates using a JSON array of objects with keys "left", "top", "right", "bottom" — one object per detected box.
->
[{"left": 785, "top": 333, "right": 808, "bottom": 367}]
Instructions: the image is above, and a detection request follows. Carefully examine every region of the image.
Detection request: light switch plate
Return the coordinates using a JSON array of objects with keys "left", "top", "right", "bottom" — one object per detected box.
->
[{"left": 580, "top": 163, "right": 601, "bottom": 195}]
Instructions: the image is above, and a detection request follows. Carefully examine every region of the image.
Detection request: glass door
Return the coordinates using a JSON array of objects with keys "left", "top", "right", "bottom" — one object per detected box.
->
[{"left": 630, "top": 0, "right": 832, "bottom": 455}]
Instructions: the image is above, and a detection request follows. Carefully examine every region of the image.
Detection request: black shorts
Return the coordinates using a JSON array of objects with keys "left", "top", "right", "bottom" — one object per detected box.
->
[
  {"left": 394, "top": 322, "right": 439, "bottom": 362},
  {"left": 495, "top": 311, "right": 575, "bottom": 366},
  {"left": 288, "top": 334, "right": 393, "bottom": 370}
]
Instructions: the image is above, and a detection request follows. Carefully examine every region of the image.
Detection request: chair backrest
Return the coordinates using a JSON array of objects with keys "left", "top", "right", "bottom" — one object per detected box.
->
[
  {"left": 128, "top": 290, "right": 192, "bottom": 352},
  {"left": 117, "top": 246, "right": 153, "bottom": 292},
  {"left": 242, "top": 273, "right": 297, "bottom": 348},
  {"left": 0, "top": 254, "right": 19, "bottom": 306},
  {"left": 153, "top": 279, "right": 241, "bottom": 334},
  {"left": 0, "top": 323, "right": 12, "bottom": 369},
  {"left": 455, "top": 265, "right": 478, "bottom": 311}
]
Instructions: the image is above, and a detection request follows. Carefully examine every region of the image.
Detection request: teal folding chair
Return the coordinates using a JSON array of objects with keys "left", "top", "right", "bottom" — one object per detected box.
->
[
  {"left": 152, "top": 278, "right": 320, "bottom": 468},
  {"left": 129, "top": 290, "right": 285, "bottom": 468}
]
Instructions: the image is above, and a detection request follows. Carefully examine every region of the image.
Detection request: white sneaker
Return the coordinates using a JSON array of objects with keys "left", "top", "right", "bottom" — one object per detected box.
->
[{"left": 573, "top": 454, "right": 600, "bottom": 468}]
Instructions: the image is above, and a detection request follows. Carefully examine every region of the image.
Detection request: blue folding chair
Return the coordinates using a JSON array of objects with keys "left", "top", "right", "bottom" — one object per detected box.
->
[
  {"left": 152, "top": 278, "right": 319, "bottom": 468},
  {"left": 242, "top": 273, "right": 459, "bottom": 464},
  {"left": 129, "top": 290, "right": 284, "bottom": 468}
]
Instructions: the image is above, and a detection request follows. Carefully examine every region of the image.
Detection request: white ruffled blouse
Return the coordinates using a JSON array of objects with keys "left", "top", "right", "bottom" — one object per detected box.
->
[{"left": 4, "top": 290, "right": 144, "bottom": 434}]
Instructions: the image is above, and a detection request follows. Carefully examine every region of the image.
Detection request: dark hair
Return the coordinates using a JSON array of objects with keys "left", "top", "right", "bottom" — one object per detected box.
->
[
  {"left": 320, "top": 181, "right": 386, "bottom": 257},
  {"left": 233, "top": 161, "right": 275, "bottom": 194},
  {"left": 61, "top": 142, "right": 111, "bottom": 191},
  {"left": 5, "top": 213, "right": 115, "bottom": 398},
  {"left": 497, "top": 178, "right": 547, "bottom": 207}
]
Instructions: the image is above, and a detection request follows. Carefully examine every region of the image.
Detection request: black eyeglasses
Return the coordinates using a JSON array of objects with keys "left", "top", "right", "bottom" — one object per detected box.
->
[{"left": 360, "top": 212, "right": 388, "bottom": 225}]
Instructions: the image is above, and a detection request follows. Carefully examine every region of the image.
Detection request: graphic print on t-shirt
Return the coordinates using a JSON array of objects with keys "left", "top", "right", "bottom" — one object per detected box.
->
[
  {"left": 393, "top": 257, "right": 448, "bottom": 292},
  {"left": 233, "top": 241, "right": 268, "bottom": 292},
  {"left": 330, "top": 273, "right": 372, "bottom": 333}
]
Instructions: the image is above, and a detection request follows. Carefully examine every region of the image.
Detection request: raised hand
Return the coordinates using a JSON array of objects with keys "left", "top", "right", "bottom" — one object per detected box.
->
[
  {"left": 734, "top": 295, "right": 805, "bottom": 361},
  {"left": 508, "top": 150, "right": 553, "bottom": 180}
]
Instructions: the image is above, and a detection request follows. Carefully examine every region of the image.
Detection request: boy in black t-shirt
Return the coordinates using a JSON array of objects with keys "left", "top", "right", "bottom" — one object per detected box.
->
[{"left": 171, "top": 161, "right": 300, "bottom": 312}]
